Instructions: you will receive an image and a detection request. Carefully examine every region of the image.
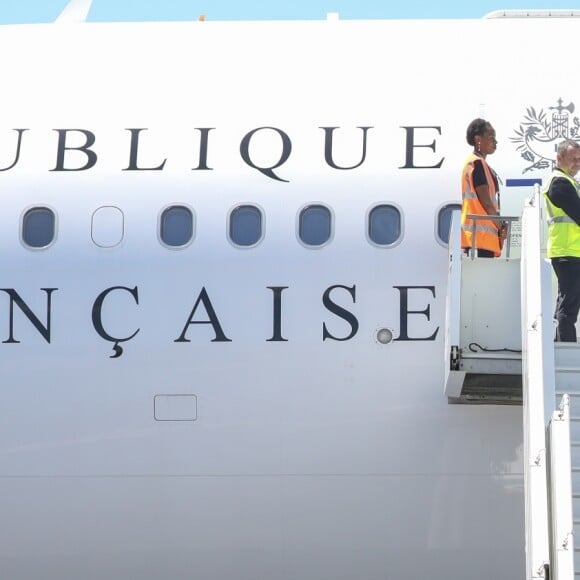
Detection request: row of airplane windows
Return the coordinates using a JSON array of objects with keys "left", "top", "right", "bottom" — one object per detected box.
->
[{"left": 20, "top": 203, "right": 462, "bottom": 250}]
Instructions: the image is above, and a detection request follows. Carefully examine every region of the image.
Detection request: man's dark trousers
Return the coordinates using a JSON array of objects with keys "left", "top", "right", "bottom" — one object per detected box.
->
[{"left": 552, "top": 257, "right": 580, "bottom": 341}]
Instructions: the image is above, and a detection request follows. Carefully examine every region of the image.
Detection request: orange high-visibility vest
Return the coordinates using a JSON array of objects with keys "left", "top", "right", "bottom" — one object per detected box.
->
[{"left": 460, "top": 153, "right": 501, "bottom": 256}]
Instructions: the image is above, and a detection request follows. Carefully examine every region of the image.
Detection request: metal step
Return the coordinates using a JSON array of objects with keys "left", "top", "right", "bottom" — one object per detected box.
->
[
  {"left": 568, "top": 434, "right": 580, "bottom": 578},
  {"left": 571, "top": 441, "right": 580, "bottom": 466},
  {"left": 565, "top": 415, "right": 580, "bottom": 442},
  {"left": 556, "top": 369, "right": 580, "bottom": 393},
  {"left": 555, "top": 342, "right": 580, "bottom": 368},
  {"left": 571, "top": 469, "right": 580, "bottom": 495}
]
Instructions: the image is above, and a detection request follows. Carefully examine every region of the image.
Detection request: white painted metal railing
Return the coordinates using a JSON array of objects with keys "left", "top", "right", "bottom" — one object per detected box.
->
[
  {"left": 443, "top": 210, "right": 463, "bottom": 398},
  {"left": 549, "top": 394, "right": 575, "bottom": 579},
  {"left": 521, "top": 184, "right": 556, "bottom": 579}
]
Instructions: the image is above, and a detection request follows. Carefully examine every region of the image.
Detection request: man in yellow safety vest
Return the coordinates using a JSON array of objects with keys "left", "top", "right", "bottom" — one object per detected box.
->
[{"left": 543, "top": 139, "right": 580, "bottom": 341}]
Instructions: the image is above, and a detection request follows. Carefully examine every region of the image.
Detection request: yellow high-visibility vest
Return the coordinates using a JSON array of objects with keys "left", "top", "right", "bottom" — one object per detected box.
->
[{"left": 543, "top": 168, "right": 580, "bottom": 258}]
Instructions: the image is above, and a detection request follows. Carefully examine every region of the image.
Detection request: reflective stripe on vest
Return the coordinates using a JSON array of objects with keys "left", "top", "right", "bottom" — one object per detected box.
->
[
  {"left": 548, "top": 215, "right": 575, "bottom": 224},
  {"left": 461, "top": 222, "right": 499, "bottom": 235}
]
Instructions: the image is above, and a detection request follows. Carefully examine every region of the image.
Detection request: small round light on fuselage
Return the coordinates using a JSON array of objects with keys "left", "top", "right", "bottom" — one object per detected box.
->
[{"left": 376, "top": 328, "right": 393, "bottom": 344}]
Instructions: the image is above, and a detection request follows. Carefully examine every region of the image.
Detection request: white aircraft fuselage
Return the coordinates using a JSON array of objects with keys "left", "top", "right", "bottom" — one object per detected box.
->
[{"left": 0, "top": 13, "right": 573, "bottom": 579}]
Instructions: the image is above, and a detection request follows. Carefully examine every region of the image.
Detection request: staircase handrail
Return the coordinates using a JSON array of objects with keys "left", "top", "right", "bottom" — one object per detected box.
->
[
  {"left": 549, "top": 394, "right": 574, "bottom": 579},
  {"left": 521, "top": 183, "right": 556, "bottom": 579}
]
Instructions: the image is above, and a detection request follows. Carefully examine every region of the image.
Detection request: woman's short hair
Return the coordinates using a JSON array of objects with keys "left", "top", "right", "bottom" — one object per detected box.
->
[{"left": 466, "top": 118, "right": 490, "bottom": 146}]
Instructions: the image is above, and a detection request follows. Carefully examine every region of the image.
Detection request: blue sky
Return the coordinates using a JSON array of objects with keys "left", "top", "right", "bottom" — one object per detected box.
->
[{"left": 0, "top": 0, "right": 578, "bottom": 23}]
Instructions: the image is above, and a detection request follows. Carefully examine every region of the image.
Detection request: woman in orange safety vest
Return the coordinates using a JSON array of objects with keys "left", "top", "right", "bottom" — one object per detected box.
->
[{"left": 461, "top": 118, "right": 505, "bottom": 258}]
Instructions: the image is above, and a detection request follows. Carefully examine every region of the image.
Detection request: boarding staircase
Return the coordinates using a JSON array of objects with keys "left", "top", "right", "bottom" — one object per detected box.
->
[
  {"left": 550, "top": 344, "right": 580, "bottom": 578},
  {"left": 520, "top": 185, "right": 580, "bottom": 580},
  {"left": 547, "top": 343, "right": 580, "bottom": 580},
  {"left": 445, "top": 185, "right": 580, "bottom": 579}
]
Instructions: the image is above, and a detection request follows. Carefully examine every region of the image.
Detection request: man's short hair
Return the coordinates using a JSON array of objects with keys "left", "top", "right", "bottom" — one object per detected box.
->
[{"left": 557, "top": 139, "right": 580, "bottom": 156}]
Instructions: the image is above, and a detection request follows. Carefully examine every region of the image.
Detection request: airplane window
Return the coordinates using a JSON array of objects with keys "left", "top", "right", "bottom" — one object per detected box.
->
[
  {"left": 160, "top": 205, "right": 194, "bottom": 247},
  {"left": 368, "top": 205, "right": 401, "bottom": 246},
  {"left": 92, "top": 206, "right": 124, "bottom": 248},
  {"left": 299, "top": 205, "right": 332, "bottom": 246},
  {"left": 438, "top": 203, "right": 462, "bottom": 244},
  {"left": 22, "top": 207, "right": 55, "bottom": 248},
  {"left": 229, "top": 205, "right": 263, "bottom": 247}
]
